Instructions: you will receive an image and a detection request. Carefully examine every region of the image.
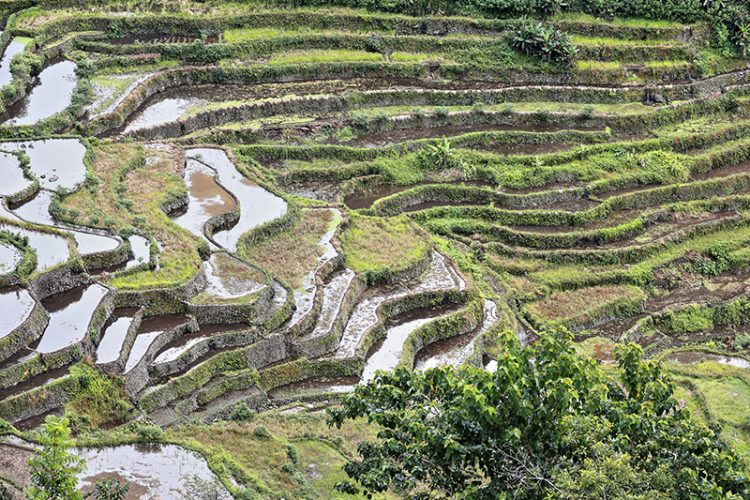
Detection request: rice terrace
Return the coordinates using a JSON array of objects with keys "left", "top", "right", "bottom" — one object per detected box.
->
[{"left": 1, "top": 0, "right": 750, "bottom": 498}]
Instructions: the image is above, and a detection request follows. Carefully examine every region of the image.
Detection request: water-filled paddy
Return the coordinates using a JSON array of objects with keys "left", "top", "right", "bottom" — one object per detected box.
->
[
  {"left": 3, "top": 60, "right": 78, "bottom": 125},
  {"left": 36, "top": 284, "right": 109, "bottom": 354}
]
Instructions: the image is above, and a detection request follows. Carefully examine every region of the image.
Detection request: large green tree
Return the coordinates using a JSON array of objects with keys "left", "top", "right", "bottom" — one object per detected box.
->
[{"left": 328, "top": 330, "right": 750, "bottom": 498}]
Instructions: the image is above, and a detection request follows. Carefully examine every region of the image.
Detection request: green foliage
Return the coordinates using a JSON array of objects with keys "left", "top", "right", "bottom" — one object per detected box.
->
[
  {"left": 68, "top": 364, "right": 132, "bottom": 427},
  {"left": 735, "top": 334, "right": 750, "bottom": 351},
  {"left": 254, "top": 426, "right": 272, "bottom": 439},
  {"left": 328, "top": 330, "right": 750, "bottom": 497},
  {"left": 26, "top": 416, "right": 85, "bottom": 500},
  {"left": 509, "top": 18, "right": 578, "bottom": 65},
  {"left": 229, "top": 402, "right": 255, "bottom": 422}
]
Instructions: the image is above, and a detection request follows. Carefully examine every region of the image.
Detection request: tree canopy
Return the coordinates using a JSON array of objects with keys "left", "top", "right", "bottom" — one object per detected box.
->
[{"left": 328, "top": 330, "right": 750, "bottom": 498}]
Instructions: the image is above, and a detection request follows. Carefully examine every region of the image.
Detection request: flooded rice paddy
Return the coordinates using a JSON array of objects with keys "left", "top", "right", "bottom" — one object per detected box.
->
[
  {"left": 185, "top": 148, "right": 287, "bottom": 252},
  {"left": 3, "top": 60, "right": 78, "bottom": 125},
  {"left": 36, "top": 284, "right": 109, "bottom": 354}
]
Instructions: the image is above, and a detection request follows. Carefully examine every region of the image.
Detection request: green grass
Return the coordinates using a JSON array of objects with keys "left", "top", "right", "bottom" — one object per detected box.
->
[
  {"left": 268, "top": 49, "right": 383, "bottom": 65},
  {"left": 341, "top": 215, "right": 430, "bottom": 277}
]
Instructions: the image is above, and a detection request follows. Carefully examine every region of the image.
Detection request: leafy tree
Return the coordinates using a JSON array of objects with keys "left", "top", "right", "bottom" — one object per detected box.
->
[
  {"left": 328, "top": 330, "right": 750, "bottom": 498},
  {"left": 26, "top": 416, "right": 85, "bottom": 500}
]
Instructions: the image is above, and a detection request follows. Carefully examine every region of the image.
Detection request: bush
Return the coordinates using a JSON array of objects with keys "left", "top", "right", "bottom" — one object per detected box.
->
[
  {"left": 254, "top": 426, "right": 272, "bottom": 439},
  {"left": 508, "top": 18, "right": 577, "bottom": 66},
  {"left": 735, "top": 334, "right": 750, "bottom": 351},
  {"left": 229, "top": 402, "right": 255, "bottom": 422}
]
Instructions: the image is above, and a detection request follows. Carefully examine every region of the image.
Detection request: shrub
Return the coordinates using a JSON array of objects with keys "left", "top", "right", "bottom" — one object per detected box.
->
[
  {"left": 508, "top": 18, "right": 577, "bottom": 66},
  {"left": 254, "top": 426, "right": 272, "bottom": 439}
]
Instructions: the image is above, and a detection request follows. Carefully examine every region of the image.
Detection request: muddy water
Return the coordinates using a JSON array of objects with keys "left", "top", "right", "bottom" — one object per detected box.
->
[
  {"left": 0, "top": 365, "right": 70, "bottom": 400},
  {"left": 186, "top": 149, "right": 287, "bottom": 252},
  {"left": 0, "top": 242, "right": 20, "bottom": 274},
  {"left": 0, "top": 152, "right": 30, "bottom": 196},
  {"left": 664, "top": 350, "right": 750, "bottom": 369},
  {"left": 36, "top": 284, "right": 109, "bottom": 354},
  {"left": 0, "top": 288, "right": 35, "bottom": 339},
  {"left": 305, "top": 268, "right": 356, "bottom": 339},
  {"left": 95, "top": 309, "right": 138, "bottom": 365},
  {"left": 0, "top": 223, "right": 70, "bottom": 270},
  {"left": 152, "top": 323, "right": 246, "bottom": 365},
  {"left": 344, "top": 184, "right": 418, "bottom": 210},
  {"left": 4, "top": 60, "right": 78, "bottom": 125},
  {"left": 289, "top": 209, "right": 341, "bottom": 328},
  {"left": 124, "top": 314, "right": 189, "bottom": 372},
  {"left": 77, "top": 444, "right": 231, "bottom": 500},
  {"left": 415, "top": 299, "right": 499, "bottom": 371},
  {"left": 693, "top": 161, "right": 750, "bottom": 181},
  {"left": 360, "top": 309, "right": 448, "bottom": 384},
  {"left": 125, "top": 97, "right": 208, "bottom": 134},
  {"left": 201, "top": 253, "right": 265, "bottom": 301},
  {"left": 0, "top": 139, "right": 87, "bottom": 191},
  {"left": 172, "top": 158, "right": 235, "bottom": 245},
  {"left": 0, "top": 38, "right": 29, "bottom": 87},
  {"left": 336, "top": 252, "right": 465, "bottom": 358}
]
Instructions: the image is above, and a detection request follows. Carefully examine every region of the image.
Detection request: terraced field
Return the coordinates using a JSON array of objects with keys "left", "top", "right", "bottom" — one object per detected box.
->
[{"left": 0, "top": 0, "right": 750, "bottom": 497}]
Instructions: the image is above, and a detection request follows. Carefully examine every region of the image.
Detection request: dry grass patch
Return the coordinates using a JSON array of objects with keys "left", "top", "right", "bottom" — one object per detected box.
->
[
  {"left": 525, "top": 284, "right": 646, "bottom": 328},
  {"left": 239, "top": 208, "right": 335, "bottom": 289}
]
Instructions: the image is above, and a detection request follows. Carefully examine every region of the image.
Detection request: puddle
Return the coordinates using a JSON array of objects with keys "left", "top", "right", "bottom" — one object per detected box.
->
[
  {"left": 0, "top": 152, "right": 30, "bottom": 196},
  {"left": 305, "top": 268, "right": 356, "bottom": 339},
  {"left": 290, "top": 209, "right": 341, "bottom": 328},
  {"left": 415, "top": 299, "right": 498, "bottom": 371},
  {"left": 77, "top": 444, "right": 231, "bottom": 500},
  {"left": 664, "top": 350, "right": 750, "bottom": 369},
  {"left": 124, "top": 314, "right": 189, "bottom": 372},
  {"left": 95, "top": 309, "right": 138, "bottom": 365},
  {"left": 0, "top": 223, "right": 70, "bottom": 270},
  {"left": 36, "top": 284, "right": 109, "bottom": 354},
  {"left": 124, "top": 97, "right": 208, "bottom": 134},
  {"left": 126, "top": 235, "right": 151, "bottom": 269},
  {"left": 0, "top": 288, "right": 35, "bottom": 339},
  {"left": 3, "top": 60, "right": 78, "bottom": 125},
  {"left": 186, "top": 149, "right": 287, "bottom": 252},
  {"left": 200, "top": 252, "right": 265, "bottom": 301},
  {"left": 0, "top": 38, "right": 29, "bottom": 87},
  {"left": 0, "top": 139, "right": 87, "bottom": 191},
  {"left": 171, "top": 158, "right": 235, "bottom": 245},
  {"left": 0, "top": 241, "right": 20, "bottom": 274},
  {"left": 152, "top": 323, "right": 246, "bottom": 365},
  {"left": 336, "top": 252, "right": 464, "bottom": 358}
]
